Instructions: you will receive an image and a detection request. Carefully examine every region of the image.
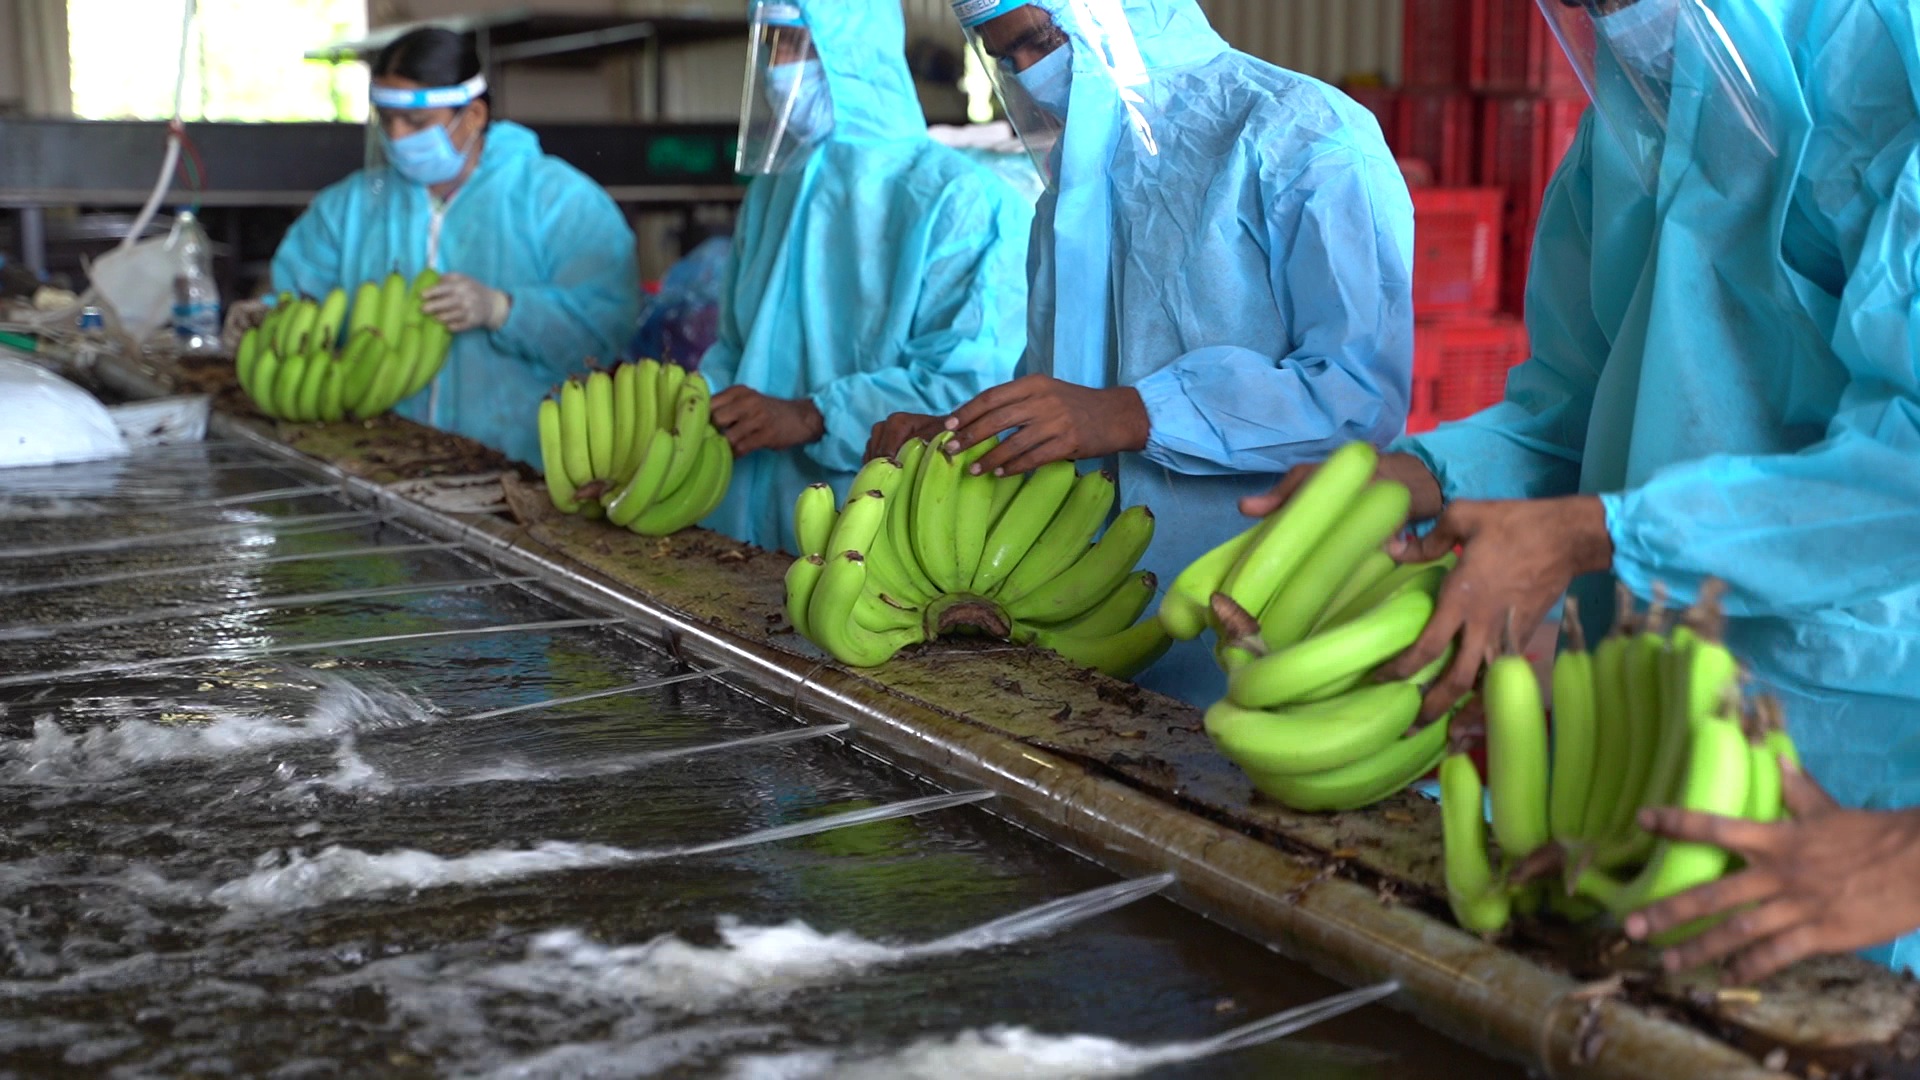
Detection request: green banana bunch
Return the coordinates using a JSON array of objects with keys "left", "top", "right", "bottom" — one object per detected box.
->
[
  {"left": 233, "top": 269, "right": 453, "bottom": 422},
  {"left": 1433, "top": 580, "right": 1808, "bottom": 951},
  {"left": 780, "top": 436, "right": 1165, "bottom": 679},
  {"left": 537, "top": 358, "right": 734, "bottom": 538}
]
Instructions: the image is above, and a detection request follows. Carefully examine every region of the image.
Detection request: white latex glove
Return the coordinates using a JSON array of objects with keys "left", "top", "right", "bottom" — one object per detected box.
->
[
  {"left": 421, "top": 273, "right": 512, "bottom": 333},
  {"left": 221, "top": 298, "right": 271, "bottom": 350}
]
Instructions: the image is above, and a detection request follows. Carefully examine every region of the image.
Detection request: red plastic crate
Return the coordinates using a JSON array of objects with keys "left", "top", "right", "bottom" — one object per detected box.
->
[
  {"left": 1402, "top": 0, "right": 1475, "bottom": 89},
  {"left": 1469, "top": 0, "right": 1586, "bottom": 97},
  {"left": 1412, "top": 317, "right": 1530, "bottom": 425},
  {"left": 1394, "top": 91, "right": 1478, "bottom": 187},
  {"left": 1480, "top": 95, "right": 1586, "bottom": 210},
  {"left": 1501, "top": 201, "right": 1541, "bottom": 317},
  {"left": 1410, "top": 188, "right": 1505, "bottom": 318}
]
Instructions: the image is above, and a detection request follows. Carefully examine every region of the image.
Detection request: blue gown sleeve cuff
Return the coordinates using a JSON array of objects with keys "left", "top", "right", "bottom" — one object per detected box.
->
[{"left": 1135, "top": 366, "right": 1231, "bottom": 475}]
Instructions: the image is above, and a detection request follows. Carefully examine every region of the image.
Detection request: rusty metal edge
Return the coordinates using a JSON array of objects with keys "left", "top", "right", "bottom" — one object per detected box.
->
[{"left": 87, "top": 354, "right": 1786, "bottom": 1080}]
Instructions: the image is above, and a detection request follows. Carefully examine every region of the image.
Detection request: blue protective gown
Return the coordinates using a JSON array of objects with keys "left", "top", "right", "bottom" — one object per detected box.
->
[
  {"left": 1017, "top": 0, "right": 1416, "bottom": 704},
  {"left": 272, "top": 121, "right": 639, "bottom": 467},
  {"left": 697, "top": 0, "right": 1034, "bottom": 554},
  {"left": 1393, "top": 0, "right": 1920, "bottom": 971}
]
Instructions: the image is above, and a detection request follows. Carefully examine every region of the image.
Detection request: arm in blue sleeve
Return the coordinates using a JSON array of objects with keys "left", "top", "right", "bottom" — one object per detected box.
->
[
  {"left": 1605, "top": 163, "right": 1920, "bottom": 617},
  {"left": 1392, "top": 120, "right": 1612, "bottom": 503},
  {"left": 1132, "top": 146, "right": 1413, "bottom": 477},
  {"left": 269, "top": 189, "right": 349, "bottom": 300},
  {"left": 695, "top": 234, "right": 750, "bottom": 395},
  {"left": 804, "top": 186, "right": 1030, "bottom": 474},
  {"left": 489, "top": 176, "right": 639, "bottom": 381}
]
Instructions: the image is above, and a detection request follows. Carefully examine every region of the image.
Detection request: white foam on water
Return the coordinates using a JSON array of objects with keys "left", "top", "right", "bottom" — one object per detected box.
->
[
  {"left": 722, "top": 980, "right": 1400, "bottom": 1080},
  {"left": 202, "top": 791, "right": 993, "bottom": 913},
  {"left": 479, "top": 875, "right": 1173, "bottom": 1014},
  {"left": 466, "top": 1023, "right": 784, "bottom": 1080},
  {"left": 0, "top": 675, "right": 436, "bottom": 786}
]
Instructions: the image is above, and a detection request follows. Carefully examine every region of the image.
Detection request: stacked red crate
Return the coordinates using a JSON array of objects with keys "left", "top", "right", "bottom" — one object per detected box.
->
[
  {"left": 1406, "top": 317, "right": 1531, "bottom": 433},
  {"left": 1479, "top": 96, "right": 1586, "bottom": 316},
  {"left": 1395, "top": 91, "right": 1478, "bottom": 187},
  {"left": 1409, "top": 188, "right": 1505, "bottom": 318},
  {"left": 1469, "top": 0, "right": 1583, "bottom": 97}
]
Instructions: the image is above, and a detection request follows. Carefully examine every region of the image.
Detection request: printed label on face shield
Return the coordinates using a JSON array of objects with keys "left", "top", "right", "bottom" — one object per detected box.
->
[{"left": 953, "top": 0, "right": 1003, "bottom": 21}]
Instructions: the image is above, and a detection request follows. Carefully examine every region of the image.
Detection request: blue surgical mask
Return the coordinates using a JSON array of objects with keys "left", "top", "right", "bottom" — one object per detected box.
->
[
  {"left": 386, "top": 114, "right": 476, "bottom": 187},
  {"left": 1599, "top": 0, "right": 1680, "bottom": 83},
  {"left": 1014, "top": 45, "right": 1072, "bottom": 120},
  {"left": 765, "top": 59, "right": 834, "bottom": 142}
]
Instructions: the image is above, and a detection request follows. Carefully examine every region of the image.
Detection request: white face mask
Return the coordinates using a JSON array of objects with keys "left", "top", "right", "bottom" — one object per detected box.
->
[{"left": 1599, "top": 0, "right": 1682, "bottom": 83}]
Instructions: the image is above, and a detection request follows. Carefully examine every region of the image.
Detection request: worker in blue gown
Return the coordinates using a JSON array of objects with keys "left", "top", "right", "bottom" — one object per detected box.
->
[
  {"left": 223, "top": 28, "right": 638, "bottom": 467},
  {"left": 1249, "top": 0, "right": 1920, "bottom": 981},
  {"left": 695, "top": 0, "right": 1033, "bottom": 554},
  {"left": 869, "top": 0, "right": 1416, "bottom": 706}
]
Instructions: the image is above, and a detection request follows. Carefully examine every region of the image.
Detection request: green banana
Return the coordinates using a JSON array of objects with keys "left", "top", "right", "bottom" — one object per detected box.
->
[
  {"left": 1161, "top": 522, "right": 1262, "bottom": 641},
  {"left": 1607, "top": 612, "right": 1668, "bottom": 841},
  {"left": 887, "top": 438, "right": 942, "bottom": 600},
  {"left": 1033, "top": 617, "right": 1173, "bottom": 680},
  {"left": 1442, "top": 749, "right": 1513, "bottom": 935},
  {"left": 316, "top": 357, "right": 348, "bottom": 423},
  {"left": 538, "top": 397, "right": 581, "bottom": 514},
  {"left": 849, "top": 454, "right": 907, "bottom": 501},
  {"left": 277, "top": 298, "right": 318, "bottom": 358},
  {"left": 1005, "top": 506, "right": 1154, "bottom": 624},
  {"left": 794, "top": 483, "right": 838, "bottom": 559},
  {"left": 996, "top": 469, "right": 1117, "bottom": 604},
  {"left": 1204, "top": 679, "right": 1421, "bottom": 777},
  {"left": 911, "top": 432, "right": 965, "bottom": 592},
  {"left": 558, "top": 378, "right": 595, "bottom": 491},
  {"left": 1745, "top": 736, "right": 1785, "bottom": 824},
  {"left": 950, "top": 436, "right": 1000, "bottom": 588},
  {"left": 1320, "top": 554, "right": 1455, "bottom": 633},
  {"left": 633, "top": 358, "right": 662, "bottom": 446},
  {"left": 347, "top": 280, "right": 382, "bottom": 339},
  {"left": 377, "top": 269, "right": 408, "bottom": 342},
  {"left": 1485, "top": 649, "right": 1551, "bottom": 862},
  {"left": 250, "top": 349, "right": 284, "bottom": 419},
  {"left": 1257, "top": 480, "right": 1412, "bottom": 652},
  {"left": 585, "top": 369, "right": 617, "bottom": 483},
  {"left": 1579, "top": 625, "right": 1635, "bottom": 866},
  {"left": 826, "top": 489, "right": 888, "bottom": 558},
  {"left": 656, "top": 386, "right": 712, "bottom": 499},
  {"left": 1217, "top": 440, "right": 1378, "bottom": 624},
  {"left": 1023, "top": 569, "right": 1156, "bottom": 637},
  {"left": 604, "top": 428, "right": 673, "bottom": 528},
  {"left": 972, "top": 459, "right": 1076, "bottom": 595},
  {"left": 1573, "top": 711, "right": 1752, "bottom": 915},
  {"left": 786, "top": 554, "right": 826, "bottom": 642},
  {"left": 855, "top": 591, "right": 922, "bottom": 634},
  {"left": 292, "top": 347, "right": 330, "bottom": 422},
  {"left": 1245, "top": 711, "right": 1449, "bottom": 813},
  {"left": 234, "top": 327, "right": 262, "bottom": 397},
  {"left": 610, "top": 361, "right": 641, "bottom": 483},
  {"left": 986, "top": 470, "right": 1025, "bottom": 531},
  {"left": 1226, "top": 587, "right": 1434, "bottom": 709},
  {"left": 656, "top": 362, "right": 687, "bottom": 429},
  {"left": 313, "top": 286, "right": 348, "bottom": 352},
  {"left": 1548, "top": 604, "right": 1598, "bottom": 845},
  {"left": 355, "top": 336, "right": 408, "bottom": 419},
  {"left": 1307, "top": 548, "right": 1397, "bottom": 636},
  {"left": 808, "top": 551, "right": 924, "bottom": 667},
  {"left": 630, "top": 430, "right": 729, "bottom": 536},
  {"left": 689, "top": 432, "right": 735, "bottom": 522},
  {"left": 340, "top": 329, "right": 385, "bottom": 415},
  {"left": 401, "top": 321, "right": 446, "bottom": 399}
]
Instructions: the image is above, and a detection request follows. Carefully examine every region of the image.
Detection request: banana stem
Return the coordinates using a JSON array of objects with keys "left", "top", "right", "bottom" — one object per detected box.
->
[
  {"left": 924, "top": 593, "right": 1013, "bottom": 641},
  {"left": 1560, "top": 595, "right": 1586, "bottom": 653}
]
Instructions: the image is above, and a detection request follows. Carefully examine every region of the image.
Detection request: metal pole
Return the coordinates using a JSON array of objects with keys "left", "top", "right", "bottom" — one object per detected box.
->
[{"left": 457, "top": 669, "right": 723, "bottom": 722}]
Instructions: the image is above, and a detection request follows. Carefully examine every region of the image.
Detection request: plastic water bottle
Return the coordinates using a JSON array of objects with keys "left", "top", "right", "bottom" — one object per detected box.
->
[{"left": 168, "top": 209, "right": 221, "bottom": 355}]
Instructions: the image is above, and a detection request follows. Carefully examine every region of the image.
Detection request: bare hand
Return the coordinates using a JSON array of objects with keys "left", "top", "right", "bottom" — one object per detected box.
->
[
  {"left": 1374, "top": 496, "right": 1614, "bottom": 720},
  {"left": 944, "top": 376, "right": 1151, "bottom": 476},
  {"left": 1239, "top": 451, "right": 1445, "bottom": 522},
  {"left": 710, "top": 386, "right": 825, "bottom": 457},
  {"left": 1627, "top": 765, "right": 1920, "bottom": 983},
  {"left": 865, "top": 411, "right": 948, "bottom": 462}
]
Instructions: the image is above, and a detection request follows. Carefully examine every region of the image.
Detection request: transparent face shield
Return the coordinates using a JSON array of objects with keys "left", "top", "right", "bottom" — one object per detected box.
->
[
  {"left": 955, "top": 0, "right": 1159, "bottom": 187},
  {"left": 736, "top": 3, "right": 833, "bottom": 176},
  {"left": 1535, "top": 0, "right": 1778, "bottom": 191},
  {"left": 365, "top": 73, "right": 488, "bottom": 200}
]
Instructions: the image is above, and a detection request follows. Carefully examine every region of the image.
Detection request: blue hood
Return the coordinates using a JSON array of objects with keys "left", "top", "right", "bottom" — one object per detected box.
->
[{"left": 798, "top": 0, "right": 926, "bottom": 143}]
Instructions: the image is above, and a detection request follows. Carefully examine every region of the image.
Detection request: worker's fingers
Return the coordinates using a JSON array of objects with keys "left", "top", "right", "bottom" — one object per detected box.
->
[
  {"left": 1626, "top": 876, "right": 1788, "bottom": 956},
  {"left": 951, "top": 404, "right": 1041, "bottom": 466},
  {"left": 945, "top": 379, "right": 1040, "bottom": 445},
  {"left": 1780, "top": 760, "right": 1840, "bottom": 818},
  {"left": 1418, "top": 615, "right": 1487, "bottom": 723},
  {"left": 1638, "top": 806, "right": 1783, "bottom": 860},
  {"left": 1728, "top": 924, "right": 1825, "bottom": 985},
  {"left": 1239, "top": 464, "right": 1319, "bottom": 519},
  {"left": 1391, "top": 505, "right": 1473, "bottom": 564},
  {"left": 984, "top": 432, "right": 1076, "bottom": 478}
]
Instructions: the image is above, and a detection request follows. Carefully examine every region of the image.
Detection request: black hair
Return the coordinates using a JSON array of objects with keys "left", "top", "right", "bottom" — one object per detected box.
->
[{"left": 373, "top": 28, "right": 491, "bottom": 107}]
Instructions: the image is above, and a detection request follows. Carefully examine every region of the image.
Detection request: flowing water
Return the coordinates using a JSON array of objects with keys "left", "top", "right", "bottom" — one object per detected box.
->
[{"left": 0, "top": 443, "right": 1519, "bottom": 1079}]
